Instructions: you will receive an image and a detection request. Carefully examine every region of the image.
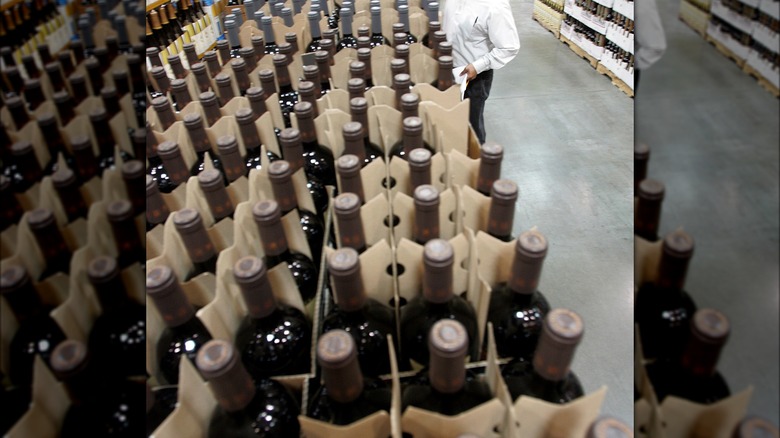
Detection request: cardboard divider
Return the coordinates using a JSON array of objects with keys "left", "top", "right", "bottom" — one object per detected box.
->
[
  {"left": 63, "top": 114, "right": 100, "bottom": 156},
  {"left": 1, "top": 226, "right": 18, "bottom": 259},
  {"left": 409, "top": 52, "right": 437, "bottom": 87},
  {"left": 510, "top": 386, "right": 608, "bottom": 438},
  {"left": 389, "top": 188, "right": 458, "bottom": 242},
  {"left": 399, "top": 323, "right": 506, "bottom": 437},
  {"left": 459, "top": 185, "right": 492, "bottom": 235},
  {"left": 387, "top": 151, "right": 448, "bottom": 197},
  {"left": 318, "top": 88, "right": 351, "bottom": 114},
  {"left": 412, "top": 83, "right": 463, "bottom": 110},
  {"left": 8, "top": 119, "right": 50, "bottom": 169},
  {"left": 323, "top": 237, "right": 396, "bottom": 308},
  {"left": 446, "top": 148, "right": 480, "bottom": 189},
  {"left": 366, "top": 86, "right": 397, "bottom": 107},
  {"left": 419, "top": 99, "right": 472, "bottom": 156},
  {"left": 332, "top": 192, "right": 393, "bottom": 251},
  {"left": 1, "top": 100, "right": 55, "bottom": 133},
  {"left": 6, "top": 356, "right": 70, "bottom": 438},
  {"left": 150, "top": 356, "right": 218, "bottom": 438},
  {"left": 371, "top": 52, "right": 395, "bottom": 88},
  {"left": 331, "top": 50, "right": 359, "bottom": 91}
]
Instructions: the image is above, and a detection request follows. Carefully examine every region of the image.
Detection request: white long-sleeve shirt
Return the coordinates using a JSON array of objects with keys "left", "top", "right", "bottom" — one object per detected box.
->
[
  {"left": 635, "top": 0, "right": 667, "bottom": 70},
  {"left": 441, "top": 0, "right": 520, "bottom": 74}
]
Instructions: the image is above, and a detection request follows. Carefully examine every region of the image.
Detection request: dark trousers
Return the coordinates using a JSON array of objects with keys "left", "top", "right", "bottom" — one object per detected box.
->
[{"left": 464, "top": 69, "right": 494, "bottom": 145}]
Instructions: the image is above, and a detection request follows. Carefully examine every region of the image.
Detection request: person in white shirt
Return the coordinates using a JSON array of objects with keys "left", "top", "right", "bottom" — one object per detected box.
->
[
  {"left": 442, "top": 0, "right": 520, "bottom": 144},
  {"left": 635, "top": 0, "right": 667, "bottom": 90}
]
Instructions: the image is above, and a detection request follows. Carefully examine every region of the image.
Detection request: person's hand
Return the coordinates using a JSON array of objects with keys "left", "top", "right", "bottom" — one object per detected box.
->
[{"left": 460, "top": 64, "right": 477, "bottom": 81}]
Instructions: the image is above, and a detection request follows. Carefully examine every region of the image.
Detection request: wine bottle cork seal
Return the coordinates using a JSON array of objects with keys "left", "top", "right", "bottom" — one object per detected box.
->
[
  {"left": 196, "top": 340, "right": 257, "bottom": 413},
  {"left": 294, "top": 101, "right": 314, "bottom": 116},
  {"left": 87, "top": 256, "right": 119, "bottom": 285},
  {"left": 27, "top": 208, "right": 57, "bottom": 229},
  {"left": 429, "top": 319, "right": 468, "bottom": 358},
  {"left": 146, "top": 175, "right": 159, "bottom": 195},
  {"left": 317, "top": 330, "right": 357, "bottom": 369},
  {"left": 107, "top": 200, "right": 134, "bottom": 222},
  {"left": 230, "top": 58, "right": 247, "bottom": 70},
  {"left": 638, "top": 179, "right": 665, "bottom": 200},
  {"left": 634, "top": 142, "right": 650, "bottom": 159},
  {"left": 122, "top": 160, "right": 146, "bottom": 180},
  {"left": 403, "top": 116, "right": 423, "bottom": 133},
  {"left": 533, "top": 308, "right": 583, "bottom": 381},
  {"left": 586, "top": 416, "right": 632, "bottom": 438},
  {"left": 516, "top": 229, "right": 548, "bottom": 260},
  {"left": 151, "top": 96, "right": 170, "bottom": 110},
  {"left": 246, "top": 87, "right": 264, "bottom": 100},
  {"left": 101, "top": 86, "right": 118, "bottom": 99},
  {"left": 334, "top": 192, "right": 361, "bottom": 216},
  {"left": 234, "top": 256, "right": 277, "bottom": 319},
  {"left": 190, "top": 62, "right": 206, "bottom": 74},
  {"left": 70, "top": 135, "right": 91, "bottom": 151},
  {"left": 328, "top": 247, "right": 361, "bottom": 277},
  {"left": 350, "top": 97, "right": 368, "bottom": 113},
  {"left": 10, "top": 140, "right": 34, "bottom": 156},
  {"left": 491, "top": 179, "right": 518, "bottom": 204},
  {"left": 439, "top": 41, "right": 453, "bottom": 55},
  {"left": 183, "top": 112, "right": 205, "bottom": 128},
  {"left": 24, "top": 77, "right": 41, "bottom": 90},
  {"left": 342, "top": 121, "right": 363, "bottom": 139},
  {"left": 358, "top": 47, "right": 372, "bottom": 58},
  {"left": 391, "top": 58, "right": 407, "bottom": 72},
  {"left": 272, "top": 54, "right": 287, "bottom": 66},
  {"left": 438, "top": 56, "right": 454, "bottom": 67},
  {"left": 171, "top": 78, "right": 187, "bottom": 89},
  {"left": 215, "top": 73, "right": 232, "bottom": 86},
  {"left": 146, "top": 266, "right": 178, "bottom": 296},
  {"left": 253, "top": 200, "right": 283, "bottom": 224},
  {"left": 408, "top": 149, "right": 432, "bottom": 181},
  {"left": 348, "top": 78, "right": 365, "bottom": 93},
  {"left": 53, "top": 90, "right": 69, "bottom": 104},
  {"left": 395, "top": 45, "right": 410, "bottom": 57},
  {"left": 234, "top": 107, "right": 254, "bottom": 124},
  {"left": 423, "top": 239, "right": 454, "bottom": 269},
  {"left": 216, "top": 135, "right": 239, "bottom": 153},
  {"left": 157, "top": 141, "right": 182, "bottom": 159},
  {"left": 350, "top": 60, "right": 366, "bottom": 73},
  {"left": 299, "top": 81, "right": 316, "bottom": 95},
  {"left": 150, "top": 66, "right": 168, "bottom": 80},
  {"left": 0, "top": 264, "right": 28, "bottom": 293},
  {"left": 414, "top": 184, "right": 440, "bottom": 209},
  {"left": 197, "top": 168, "right": 224, "bottom": 190},
  {"left": 733, "top": 416, "right": 779, "bottom": 438},
  {"left": 50, "top": 340, "right": 89, "bottom": 379},
  {"left": 112, "top": 69, "right": 128, "bottom": 81},
  {"left": 315, "top": 50, "right": 329, "bottom": 62},
  {"left": 545, "top": 308, "right": 584, "bottom": 344},
  {"left": 173, "top": 208, "right": 207, "bottom": 234},
  {"left": 692, "top": 308, "right": 730, "bottom": 343},
  {"left": 662, "top": 229, "right": 694, "bottom": 258}
]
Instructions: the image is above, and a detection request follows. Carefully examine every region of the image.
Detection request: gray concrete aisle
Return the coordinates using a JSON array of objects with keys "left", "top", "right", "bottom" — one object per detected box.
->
[
  {"left": 444, "top": 0, "right": 636, "bottom": 424},
  {"left": 637, "top": 0, "right": 779, "bottom": 425}
]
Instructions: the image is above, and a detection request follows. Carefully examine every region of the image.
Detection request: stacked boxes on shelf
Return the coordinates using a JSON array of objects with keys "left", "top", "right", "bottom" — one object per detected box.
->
[
  {"left": 680, "top": 0, "right": 713, "bottom": 35},
  {"left": 532, "top": 0, "right": 565, "bottom": 38}
]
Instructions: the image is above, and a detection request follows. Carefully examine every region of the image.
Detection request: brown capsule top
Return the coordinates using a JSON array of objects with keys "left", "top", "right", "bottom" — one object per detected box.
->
[
  {"left": 414, "top": 184, "right": 439, "bottom": 210},
  {"left": 317, "top": 329, "right": 364, "bottom": 403},
  {"left": 638, "top": 178, "right": 664, "bottom": 201},
  {"left": 268, "top": 160, "right": 299, "bottom": 213},
  {"left": 51, "top": 166, "right": 78, "bottom": 188},
  {"left": 107, "top": 199, "right": 135, "bottom": 222},
  {"left": 336, "top": 155, "right": 365, "bottom": 203},
  {"left": 681, "top": 308, "right": 730, "bottom": 378},
  {"left": 146, "top": 265, "right": 195, "bottom": 327},
  {"left": 328, "top": 248, "right": 366, "bottom": 311},
  {"left": 87, "top": 255, "right": 119, "bottom": 285},
  {"left": 428, "top": 319, "right": 468, "bottom": 394},
  {"left": 233, "top": 256, "right": 277, "bottom": 319},
  {"left": 422, "top": 239, "right": 454, "bottom": 303},
  {"left": 27, "top": 207, "right": 57, "bottom": 229},
  {"left": 196, "top": 339, "right": 256, "bottom": 412},
  {"left": 50, "top": 339, "right": 89, "bottom": 380},
  {"left": 0, "top": 264, "right": 30, "bottom": 294},
  {"left": 279, "top": 128, "right": 305, "bottom": 171},
  {"left": 408, "top": 148, "right": 432, "bottom": 189},
  {"left": 533, "top": 308, "right": 584, "bottom": 381}
]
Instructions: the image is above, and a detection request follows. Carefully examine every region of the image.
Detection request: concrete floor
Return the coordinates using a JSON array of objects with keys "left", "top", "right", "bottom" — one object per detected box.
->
[
  {"left": 637, "top": 0, "right": 779, "bottom": 425},
  {"left": 461, "top": 0, "right": 636, "bottom": 424}
]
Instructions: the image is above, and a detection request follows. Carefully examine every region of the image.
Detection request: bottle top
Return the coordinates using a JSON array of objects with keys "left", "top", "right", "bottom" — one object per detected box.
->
[
  {"left": 414, "top": 184, "right": 439, "bottom": 209},
  {"left": 27, "top": 207, "right": 57, "bottom": 230},
  {"left": 661, "top": 229, "right": 694, "bottom": 259},
  {"left": 422, "top": 239, "right": 454, "bottom": 303},
  {"left": 334, "top": 192, "right": 361, "bottom": 218},
  {"left": 197, "top": 168, "right": 224, "bottom": 191},
  {"left": 638, "top": 178, "right": 664, "bottom": 201},
  {"left": 268, "top": 160, "right": 299, "bottom": 212},
  {"left": 196, "top": 340, "right": 257, "bottom": 412},
  {"left": 350, "top": 97, "right": 368, "bottom": 113},
  {"left": 0, "top": 264, "right": 31, "bottom": 295},
  {"left": 252, "top": 199, "right": 282, "bottom": 224},
  {"left": 586, "top": 417, "right": 633, "bottom": 438},
  {"left": 87, "top": 255, "right": 120, "bottom": 285},
  {"left": 533, "top": 308, "right": 584, "bottom": 381},
  {"left": 233, "top": 256, "right": 277, "bottom": 319},
  {"left": 146, "top": 265, "right": 194, "bottom": 327},
  {"left": 122, "top": 160, "right": 145, "bottom": 181},
  {"left": 428, "top": 319, "right": 468, "bottom": 394},
  {"left": 107, "top": 199, "right": 135, "bottom": 222},
  {"left": 328, "top": 247, "right": 366, "bottom": 311},
  {"left": 51, "top": 340, "right": 89, "bottom": 380},
  {"left": 634, "top": 142, "right": 649, "bottom": 160},
  {"left": 682, "top": 308, "right": 730, "bottom": 377},
  {"left": 317, "top": 329, "right": 364, "bottom": 403},
  {"left": 51, "top": 167, "right": 78, "bottom": 188},
  {"left": 491, "top": 179, "right": 518, "bottom": 204}
]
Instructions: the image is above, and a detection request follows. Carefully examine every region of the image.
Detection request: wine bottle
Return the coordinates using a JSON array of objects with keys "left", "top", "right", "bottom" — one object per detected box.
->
[
  {"left": 435, "top": 56, "right": 454, "bottom": 90},
  {"left": 5, "top": 95, "right": 31, "bottom": 130},
  {"left": 147, "top": 265, "right": 213, "bottom": 385},
  {"left": 171, "top": 78, "right": 193, "bottom": 111},
  {"left": 334, "top": 192, "right": 367, "bottom": 252},
  {"left": 408, "top": 148, "right": 432, "bottom": 190},
  {"left": 307, "top": 330, "right": 393, "bottom": 424},
  {"left": 272, "top": 54, "right": 299, "bottom": 128},
  {"left": 423, "top": 16, "right": 440, "bottom": 49},
  {"left": 413, "top": 184, "right": 441, "bottom": 245},
  {"left": 486, "top": 179, "right": 518, "bottom": 241},
  {"left": 199, "top": 91, "right": 223, "bottom": 126},
  {"left": 439, "top": 41, "right": 453, "bottom": 57},
  {"left": 397, "top": 5, "right": 418, "bottom": 44},
  {"left": 400, "top": 239, "right": 479, "bottom": 367},
  {"left": 253, "top": 200, "right": 319, "bottom": 303},
  {"left": 635, "top": 179, "right": 664, "bottom": 242},
  {"left": 486, "top": 229, "right": 550, "bottom": 359},
  {"left": 369, "top": 6, "right": 389, "bottom": 47},
  {"left": 146, "top": 384, "right": 178, "bottom": 436},
  {"left": 85, "top": 58, "right": 104, "bottom": 96},
  {"left": 400, "top": 92, "right": 420, "bottom": 121},
  {"left": 173, "top": 208, "right": 219, "bottom": 279},
  {"left": 279, "top": 127, "right": 329, "bottom": 217},
  {"left": 307, "top": 11, "right": 324, "bottom": 52},
  {"left": 502, "top": 308, "right": 585, "bottom": 403},
  {"left": 106, "top": 200, "right": 146, "bottom": 269},
  {"left": 156, "top": 140, "right": 191, "bottom": 193},
  {"left": 645, "top": 308, "right": 731, "bottom": 404},
  {"left": 235, "top": 107, "right": 280, "bottom": 172},
  {"left": 342, "top": 121, "right": 384, "bottom": 168},
  {"left": 634, "top": 142, "right": 649, "bottom": 195},
  {"left": 27, "top": 208, "right": 72, "bottom": 280},
  {"left": 635, "top": 229, "right": 697, "bottom": 361},
  {"left": 151, "top": 96, "right": 176, "bottom": 131},
  {"left": 314, "top": 50, "right": 333, "bottom": 94},
  {"left": 261, "top": 16, "right": 279, "bottom": 54},
  {"left": 476, "top": 142, "right": 503, "bottom": 196},
  {"left": 199, "top": 169, "right": 235, "bottom": 222},
  {"left": 215, "top": 73, "right": 236, "bottom": 105},
  {"left": 89, "top": 107, "right": 132, "bottom": 172},
  {"left": 401, "top": 319, "right": 492, "bottom": 415},
  {"left": 233, "top": 256, "right": 312, "bottom": 376},
  {"left": 196, "top": 339, "right": 301, "bottom": 437},
  {"left": 23, "top": 78, "right": 45, "bottom": 110},
  {"left": 53, "top": 90, "right": 76, "bottom": 126},
  {"left": 231, "top": 58, "right": 252, "bottom": 96},
  {"left": 52, "top": 340, "right": 145, "bottom": 437},
  {"left": 69, "top": 135, "right": 99, "bottom": 182},
  {"left": 347, "top": 78, "right": 365, "bottom": 100},
  {"left": 203, "top": 51, "right": 222, "bottom": 78},
  {"left": 0, "top": 176, "right": 24, "bottom": 230},
  {"left": 322, "top": 248, "right": 396, "bottom": 376},
  {"left": 184, "top": 113, "right": 225, "bottom": 178},
  {"left": 168, "top": 55, "right": 187, "bottom": 80},
  {"left": 85, "top": 256, "right": 146, "bottom": 379},
  {"left": 337, "top": 7, "right": 358, "bottom": 51},
  {"left": 336, "top": 155, "right": 366, "bottom": 205},
  {"left": 268, "top": 160, "right": 325, "bottom": 265},
  {"left": 146, "top": 175, "right": 171, "bottom": 231},
  {"left": 389, "top": 116, "right": 435, "bottom": 160},
  {"left": 298, "top": 81, "right": 320, "bottom": 117},
  {"left": 4, "top": 140, "right": 42, "bottom": 193},
  {"left": 295, "top": 101, "right": 337, "bottom": 188},
  {"left": 0, "top": 264, "right": 66, "bottom": 387}
]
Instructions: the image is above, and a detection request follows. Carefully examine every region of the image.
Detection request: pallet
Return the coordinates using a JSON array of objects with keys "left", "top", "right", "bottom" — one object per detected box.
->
[
  {"left": 705, "top": 34, "right": 746, "bottom": 68},
  {"left": 679, "top": 0, "right": 710, "bottom": 37},
  {"left": 533, "top": 13, "right": 562, "bottom": 39},
  {"left": 742, "top": 62, "right": 780, "bottom": 98},
  {"left": 560, "top": 34, "right": 599, "bottom": 69},
  {"left": 597, "top": 63, "right": 634, "bottom": 97}
]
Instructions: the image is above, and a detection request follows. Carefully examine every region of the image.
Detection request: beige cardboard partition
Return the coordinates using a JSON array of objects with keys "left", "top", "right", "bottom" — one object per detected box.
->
[
  {"left": 508, "top": 386, "right": 607, "bottom": 438},
  {"left": 288, "top": 108, "right": 344, "bottom": 160},
  {"left": 446, "top": 148, "right": 481, "bottom": 189},
  {"left": 388, "top": 151, "right": 448, "bottom": 197},
  {"left": 634, "top": 235, "right": 663, "bottom": 288},
  {"left": 400, "top": 323, "right": 506, "bottom": 437},
  {"left": 332, "top": 192, "right": 393, "bottom": 250},
  {"left": 9, "top": 116, "right": 51, "bottom": 170},
  {"left": 413, "top": 83, "right": 463, "bottom": 110},
  {"left": 318, "top": 88, "right": 351, "bottom": 114},
  {"left": 409, "top": 52, "right": 437, "bottom": 86},
  {"left": 331, "top": 49, "right": 359, "bottom": 91},
  {"left": 371, "top": 51, "right": 395, "bottom": 88},
  {"left": 323, "top": 235, "right": 396, "bottom": 307},
  {"left": 389, "top": 188, "right": 458, "bottom": 242},
  {"left": 1, "top": 226, "right": 18, "bottom": 259},
  {"left": 459, "top": 185, "right": 492, "bottom": 235},
  {"left": 150, "top": 355, "right": 217, "bottom": 438},
  {"left": 62, "top": 114, "right": 100, "bottom": 156},
  {"left": 366, "top": 86, "right": 397, "bottom": 107},
  {"left": 6, "top": 356, "right": 70, "bottom": 438},
  {"left": 419, "top": 99, "right": 472, "bottom": 156}
]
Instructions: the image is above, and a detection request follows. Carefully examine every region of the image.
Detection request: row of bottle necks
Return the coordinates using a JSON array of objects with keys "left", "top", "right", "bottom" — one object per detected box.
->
[
  {"left": 707, "top": 14, "right": 780, "bottom": 68},
  {"left": 146, "top": 0, "right": 443, "bottom": 62},
  {"left": 634, "top": 143, "right": 740, "bottom": 409}
]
